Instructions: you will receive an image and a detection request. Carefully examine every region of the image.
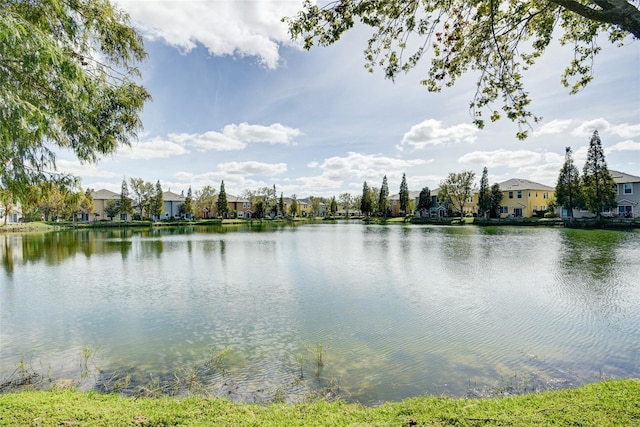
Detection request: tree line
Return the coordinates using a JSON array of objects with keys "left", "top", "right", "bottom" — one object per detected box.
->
[{"left": 0, "top": 130, "right": 621, "bottom": 224}]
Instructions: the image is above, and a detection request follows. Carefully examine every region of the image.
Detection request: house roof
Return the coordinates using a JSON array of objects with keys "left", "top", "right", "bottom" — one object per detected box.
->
[
  {"left": 498, "top": 179, "right": 554, "bottom": 191},
  {"left": 388, "top": 190, "right": 422, "bottom": 200},
  {"left": 163, "top": 191, "right": 185, "bottom": 202},
  {"left": 610, "top": 170, "right": 640, "bottom": 184},
  {"left": 226, "top": 194, "right": 250, "bottom": 203},
  {"left": 91, "top": 189, "right": 120, "bottom": 200}
]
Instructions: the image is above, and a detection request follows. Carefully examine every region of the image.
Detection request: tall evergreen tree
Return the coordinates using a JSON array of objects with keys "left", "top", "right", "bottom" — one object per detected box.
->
[
  {"left": 418, "top": 187, "right": 431, "bottom": 216},
  {"left": 330, "top": 197, "right": 338, "bottom": 217},
  {"left": 279, "top": 192, "right": 285, "bottom": 216},
  {"left": 489, "top": 183, "right": 504, "bottom": 218},
  {"left": 378, "top": 175, "right": 390, "bottom": 217},
  {"left": 119, "top": 179, "right": 132, "bottom": 220},
  {"left": 183, "top": 186, "right": 194, "bottom": 219},
  {"left": 582, "top": 130, "right": 617, "bottom": 218},
  {"left": 217, "top": 181, "right": 229, "bottom": 218},
  {"left": 555, "top": 147, "right": 581, "bottom": 221},
  {"left": 150, "top": 180, "right": 164, "bottom": 220},
  {"left": 477, "top": 167, "right": 491, "bottom": 219},
  {"left": 399, "top": 173, "right": 409, "bottom": 215},
  {"left": 360, "top": 181, "right": 373, "bottom": 217}
]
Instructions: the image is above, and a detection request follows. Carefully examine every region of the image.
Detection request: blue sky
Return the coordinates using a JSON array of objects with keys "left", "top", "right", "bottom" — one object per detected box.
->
[{"left": 59, "top": 1, "right": 640, "bottom": 198}]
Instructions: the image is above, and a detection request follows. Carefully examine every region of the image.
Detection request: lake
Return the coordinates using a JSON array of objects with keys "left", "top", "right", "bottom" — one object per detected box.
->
[{"left": 1, "top": 223, "right": 639, "bottom": 405}]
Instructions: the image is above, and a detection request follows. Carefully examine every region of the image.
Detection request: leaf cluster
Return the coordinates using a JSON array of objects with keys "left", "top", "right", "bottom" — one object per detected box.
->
[
  {"left": 285, "top": 1, "right": 638, "bottom": 138},
  {"left": 0, "top": 0, "right": 150, "bottom": 195}
]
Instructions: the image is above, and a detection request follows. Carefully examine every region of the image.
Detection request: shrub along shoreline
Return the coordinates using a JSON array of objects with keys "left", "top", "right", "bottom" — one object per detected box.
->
[{"left": 0, "top": 379, "right": 638, "bottom": 426}]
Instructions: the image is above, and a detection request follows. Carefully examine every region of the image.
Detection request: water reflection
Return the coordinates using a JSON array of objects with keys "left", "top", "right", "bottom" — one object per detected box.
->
[
  {"left": 554, "top": 229, "right": 637, "bottom": 320},
  {"left": 1, "top": 225, "right": 639, "bottom": 404},
  {"left": 559, "top": 229, "right": 625, "bottom": 281}
]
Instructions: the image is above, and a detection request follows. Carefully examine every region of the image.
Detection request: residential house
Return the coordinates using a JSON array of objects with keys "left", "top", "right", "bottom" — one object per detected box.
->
[
  {"left": 495, "top": 179, "right": 554, "bottom": 218},
  {"left": 226, "top": 194, "right": 252, "bottom": 219},
  {"left": 612, "top": 170, "right": 640, "bottom": 218},
  {"left": 389, "top": 191, "right": 421, "bottom": 216},
  {"left": 91, "top": 189, "right": 123, "bottom": 221},
  {"left": 298, "top": 197, "right": 327, "bottom": 217},
  {"left": 0, "top": 200, "right": 23, "bottom": 224},
  {"left": 412, "top": 189, "right": 447, "bottom": 218},
  {"left": 561, "top": 170, "right": 640, "bottom": 219},
  {"left": 161, "top": 191, "right": 186, "bottom": 220}
]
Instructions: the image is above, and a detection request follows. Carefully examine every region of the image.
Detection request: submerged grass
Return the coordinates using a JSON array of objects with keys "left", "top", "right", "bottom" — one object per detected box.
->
[{"left": 0, "top": 379, "right": 638, "bottom": 426}]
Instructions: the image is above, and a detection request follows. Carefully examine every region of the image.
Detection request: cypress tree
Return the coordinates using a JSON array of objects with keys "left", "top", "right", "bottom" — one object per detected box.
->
[
  {"left": 582, "top": 130, "right": 617, "bottom": 218},
  {"left": 555, "top": 147, "right": 581, "bottom": 221},
  {"left": 217, "top": 181, "right": 229, "bottom": 217},
  {"left": 478, "top": 167, "right": 491, "bottom": 219},
  {"left": 378, "top": 175, "right": 390, "bottom": 217},
  {"left": 399, "top": 173, "right": 409, "bottom": 215}
]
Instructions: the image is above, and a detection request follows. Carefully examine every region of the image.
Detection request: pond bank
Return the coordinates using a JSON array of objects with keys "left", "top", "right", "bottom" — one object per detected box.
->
[{"left": 0, "top": 379, "right": 638, "bottom": 426}]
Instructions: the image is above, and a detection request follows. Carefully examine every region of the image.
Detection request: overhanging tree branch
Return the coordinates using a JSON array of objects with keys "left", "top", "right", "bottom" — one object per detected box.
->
[{"left": 549, "top": 0, "right": 640, "bottom": 37}]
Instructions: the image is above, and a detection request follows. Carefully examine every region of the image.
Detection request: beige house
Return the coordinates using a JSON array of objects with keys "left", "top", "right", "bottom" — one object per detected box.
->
[
  {"left": 493, "top": 179, "right": 554, "bottom": 218},
  {"left": 91, "top": 189, "right": 123, "bottom": 221}
]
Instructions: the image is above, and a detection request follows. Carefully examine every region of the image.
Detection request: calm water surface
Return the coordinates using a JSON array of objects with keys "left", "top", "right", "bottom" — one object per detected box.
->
[{"left": 1, "top": 223, "right": 639, "bottom": 404}]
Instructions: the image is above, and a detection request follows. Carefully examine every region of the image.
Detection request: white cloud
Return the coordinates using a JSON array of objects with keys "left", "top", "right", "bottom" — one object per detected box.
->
[
  {"left": 217, "top": 161, "right": 287, "bottom": 176},
  {"left": 222, "top": 122, "right": 301, "bottom": 144},
  {"left": 609, "top": 124, "right": 640, "bottom": 139},
  {"left": 514, "top": 163, "right": 561, "bottom": 186},
  {"left": 171, "top": 131, "right": 246, "bottom": 152},
  {"left": 458, "top": 149, "right": 542, "bottom": 168},
  {"left": 607, "top": 139, "right": 640, "bottom": 153},
  {"left": 116, "top": 0, "right": 301, "bottom": 68},
  {"left": 307, "top": 161, "right": 319, "bottom": 168},
  {"left": 400, "top": 119, "right": 479, "bottom": 149},
  {"left": 117, "top": 137, "right": 189, "bottom": 159},
  {"left": 571, "top": 118, "right": 611, "bottom": 138},
  {"left": 569, "top": 119, "right": 640, "bottom": 140},
  {"left": 534, "top": 119, "right": 573, "bottom": 136},
  {"left": 317, "top": 152, "right": 427, "bottom": 182}
]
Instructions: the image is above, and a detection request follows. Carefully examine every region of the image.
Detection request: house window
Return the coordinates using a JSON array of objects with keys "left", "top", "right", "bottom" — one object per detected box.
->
[
  {"left": 508, "top": 191, "right": 514, "bottom": 199},
  {"left": 619, "top": 206, "right": 632, "bottom": 217},
  {"left": 543, "top": 192, "right": 548, "bottom": 199},
  {"left": 528, "top": 191, "right": 531, "bottom": 197},
  {"left": 500, "top": 206, "right": 509, "bottom": 214},
  {"left": 243, "top": 202, "right": 251, "bottom": 208},
  {"left": 120, "top": 213, "right": 127, "bottom": 221},
  {"left": 623, "top": 183, "right": 633, "bottom": 195},
  {"left": 517, "top": 190, "right": 522, "bottom": 199}
]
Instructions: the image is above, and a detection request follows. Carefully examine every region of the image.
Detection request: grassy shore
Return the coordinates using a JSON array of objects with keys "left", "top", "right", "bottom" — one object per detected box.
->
[{"left": 0, "top": 379, "right": 638, "bottom": 426}]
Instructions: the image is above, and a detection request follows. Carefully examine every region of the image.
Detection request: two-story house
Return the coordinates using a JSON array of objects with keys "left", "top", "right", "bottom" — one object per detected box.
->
[
  {"left": 611, "top": 170, "right": 639, "bottom": 218},
  {"left": 226, "top": 194, "right": 252, "bottom": 219},
  {"left": 389, "top": 191, "right": 421, "bottom": 216},
  {"left": 559, "top": 170, "right": 639, "bottom": 219},
  {"left": 161, "top": 191, "right": 186, "bottom": 220},
  {"left": 496, "top": 179, "right": 554, "bottom": 218},
  {"left": 91, "top": 189, "right": 124, "bottom": 221}
]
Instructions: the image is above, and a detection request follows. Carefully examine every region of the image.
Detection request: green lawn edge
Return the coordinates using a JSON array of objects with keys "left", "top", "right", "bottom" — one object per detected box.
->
[{"left": 1, "top": 379, "right": 638, "bottom": 426}]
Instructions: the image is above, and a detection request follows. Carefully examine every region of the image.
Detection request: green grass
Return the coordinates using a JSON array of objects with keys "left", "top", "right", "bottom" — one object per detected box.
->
[{"left": 0, "top": 379, "right": 638, "bottom": 426}]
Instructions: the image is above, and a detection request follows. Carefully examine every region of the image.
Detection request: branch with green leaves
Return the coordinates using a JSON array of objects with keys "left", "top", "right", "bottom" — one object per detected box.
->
[{"left": 285, "top": 0, "right": 638, "bottom": 139}]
